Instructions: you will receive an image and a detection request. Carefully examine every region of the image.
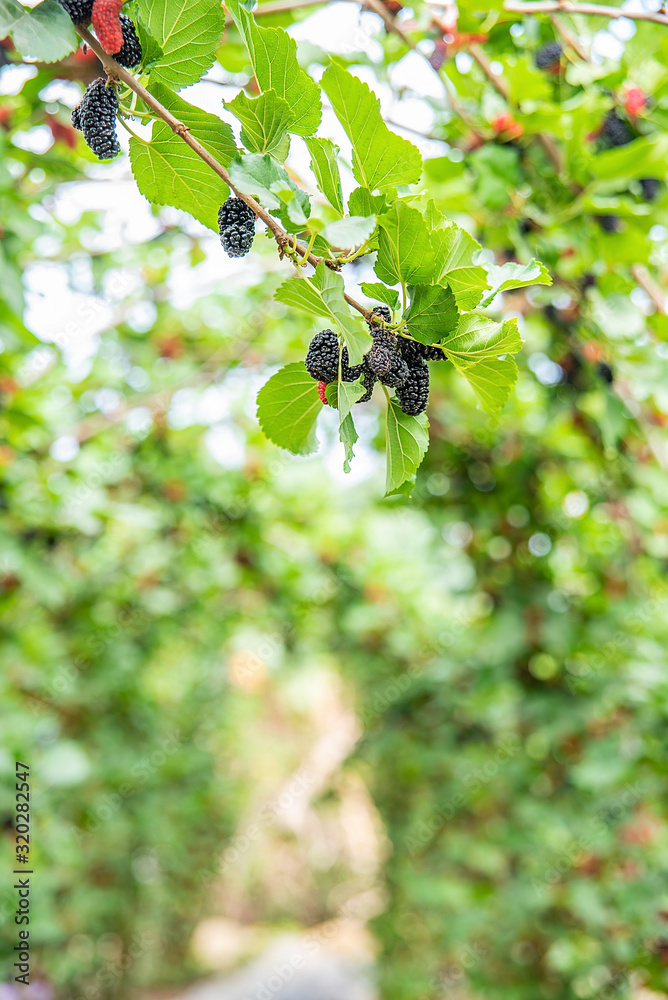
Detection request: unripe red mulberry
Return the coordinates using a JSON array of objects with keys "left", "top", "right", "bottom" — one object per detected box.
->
[{"left": 91, "top": 0, "right": 124, "bottom": 55}]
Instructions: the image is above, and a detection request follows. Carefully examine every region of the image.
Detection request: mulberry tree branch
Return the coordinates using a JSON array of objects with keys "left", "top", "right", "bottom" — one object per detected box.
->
[
  {"left": 502, "top": 1, "right": 668, "bottom": 27},
  {"left": 74, "top": 25, "right": 374, "bottom": 321}
]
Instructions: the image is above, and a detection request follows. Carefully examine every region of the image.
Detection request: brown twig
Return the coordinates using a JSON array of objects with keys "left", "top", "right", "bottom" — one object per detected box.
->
[
  {"left": 503, "top": 0, "right": 668, "bottom": 27},
  {"left": 361, "top": 0, "right": 416, "bottom": 45},
  {"left": 631, "top": 264, "right": 667, "bottom": 316},
  {"left": 74, "top": 26, "right": 374, "bottom": 321},
  {"left": 548, "top": 13, "right": 590, "bottom": 62},
  {"left": 469, "top": 44, "right": 509, "bottom": 100}
]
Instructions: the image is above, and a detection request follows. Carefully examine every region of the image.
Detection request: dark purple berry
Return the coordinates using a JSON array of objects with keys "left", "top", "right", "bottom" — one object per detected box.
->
[
  {"left": 366, "top": 329, "right": 409, "bottom": 388},
  {"left": 597, "top": 362, "right": 614, "bottom": 384},
  {"left": 597, "top": 214, "right": 621, "bottom": 233},
  {"left": 367, "top": 305, "right": 392, "bottom": 330},
  {"left": 600, "top": 110, "right": 633, "bottom": 148},
  {"left": 305, "top": 329, "right": 339, "bottom": 383},
  {"left": 535, "top": 42, "right": 562, "bottom": 69},
  {"left": 218, "top": 197, "right": 256, "bottom": 258},
  {"left": 56, "top": 0, "right": 94, "bottom": 23},
  {"left": 395, "top": 359, "right": 429, "bottom": 415},
  {"left": 112, "top": 15, "right": 142, "bottom": 68},
  {"left": 398, "top": 337, "right": 445, "bottom": 363},
  {"left": 640, "top": 177, "right": 660, "bottom": 201},
  {"left": 72, "top": 78, "right": 120, "bottom": 160}
]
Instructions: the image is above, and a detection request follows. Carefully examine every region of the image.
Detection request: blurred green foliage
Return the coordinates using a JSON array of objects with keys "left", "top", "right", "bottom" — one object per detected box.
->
[{"left": 3, "top": 2, "right": 668, "bottom": 999}]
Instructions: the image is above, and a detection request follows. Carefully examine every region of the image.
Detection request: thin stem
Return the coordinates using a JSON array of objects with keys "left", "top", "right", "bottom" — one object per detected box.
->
[
  {"left": 469, "top": 44, "right": 509, "bottom": 100},
  {"left": 299, "top": 231, "right": 318, "bottom": 265},
  {"left": 118, "top": 104, "right": 153, "bottom": 119},
  {"left": 117, "top": 116, "right": 148, "bottom": 143},
  {"left": 548, "top": 13, "right": 590, "bottom": 62},
  {"left": 401, "top": 282, "right": 407, "bottom": 314},
  {"left": 336, "top": 237, "right": 371, "bottom": 264},
  {"left": 502, "top": 0, "right": 668, "bottom": 27},
  {"left": 631, "top": 264, "right": 667, "bottom": 316},
  {"left": 73, "top": 25, "right": 374, "bottom": 323}
]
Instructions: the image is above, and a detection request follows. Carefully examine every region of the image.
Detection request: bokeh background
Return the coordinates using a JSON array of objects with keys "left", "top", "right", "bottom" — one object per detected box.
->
[{"left": 3, "top": 1, "right": 668, "bottom": 998}]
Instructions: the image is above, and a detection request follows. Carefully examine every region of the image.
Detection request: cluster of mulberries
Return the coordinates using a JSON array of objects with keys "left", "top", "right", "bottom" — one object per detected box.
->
[
  {"left": 112, "top": 15, "right": 142, "bottom": 68},
  {"left": 218, "top": 198, "right": 256, "bottom": 258},
  {"left": 71, "top": 77, "right": 120, "bottom": 160},
  {"left": 305, "top": 308, "right": 444, "bottom": 416},
  {"left": 56, "top": 0, "right": 94, "bottom": 23},
  {"left": 305, "top": 330, "right": 375, "bottom": 402},
  {"left": 535, "top": 42, "right": 562, "bottom": 70}
]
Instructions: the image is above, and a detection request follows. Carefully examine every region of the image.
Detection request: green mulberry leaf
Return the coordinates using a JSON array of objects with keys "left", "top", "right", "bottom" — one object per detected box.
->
[
  {"left": 385, "top": 400, "right": 429, "bottom": 496},
  {"left": 226, "top": 90, "right": 294, "bottom": 157},
  {"left": 227, "top": 0, "right": 322, "bottom": 137},
  {"left": 321, "top": 60, "right": 423, "bottom": 192},
  {"left": 375, "top": 202, "right": 435, "bottom": 286},
  {"left": 275, "top": 263, "right": 371, "bottom": 366},
  {"left": 0, "top": 0, "right": 76, "bottom": 62},
  {"left": 138, "top": 0, "right": 225, "bottom": 89},
  {"left": 405, "top": 284, "right": 458, "bottom": 345},
  {"left": 256, "top": 363, "right": 321, "bottom": 455},
  {"left": 305, "top": 137, "right": 344, "bottom": 216}
]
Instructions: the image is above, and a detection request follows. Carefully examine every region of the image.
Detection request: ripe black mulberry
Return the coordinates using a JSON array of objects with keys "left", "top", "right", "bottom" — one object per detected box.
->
[
  {"left": 395, "top": 359, "right": 429, "bottom": 415},
  {"left": 306, "top": 330, "right": 375, "bottom": 401},
  {"left": 367, "top": 305, "right": 392, "bottom": 329},
  {"left": 600, "top": 110, "right": 633, "bottom": 148},
  {"left": 305, "top": 329, "right": 339, "bottom": 383},
  {"left": 597, "top": 362, "right": 614, "bottom": 384},
  {"left": 56, "top": 0, "right": 94, "bottom": 23},
  {"left": 597, "top": 214, "right": 620, "bottom": 233},
  {"left": 71, "top": 78, "right": 120, "bottom": 160},
  {"left": 535, "top": 42, "right": 562, "bottom": 69},
  {"left": 399, "top": 337, "right": 445, "bottom": 363},
  {"left": 112, "top": 15, "right": 142, "bottom": 68},
  {"left": 366, "top": 329, "right": 409, "bottom": 388},
  {"left": 218, "top": 197, "right": 256, "bottom": 258},
  {"left": 640, "top": 177, "right": 660, "bottom": 201}
]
